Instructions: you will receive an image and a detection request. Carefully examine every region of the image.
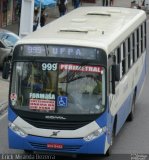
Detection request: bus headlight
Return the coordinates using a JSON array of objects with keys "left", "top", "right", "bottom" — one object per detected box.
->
[
  {"left": 83, "top": 127, "right": 106, "bottom": 142},
  {"left": 9, "top": 122, "right": 27, "bottom": 137}
]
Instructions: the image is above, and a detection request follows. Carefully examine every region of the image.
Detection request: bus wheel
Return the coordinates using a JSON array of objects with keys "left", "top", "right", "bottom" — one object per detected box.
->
[
  {"left": 24, "top": 150, "right": 34, "bottom": 154},
  {"left": 127, "top": 93, "right": 136, "bottom": 122}
]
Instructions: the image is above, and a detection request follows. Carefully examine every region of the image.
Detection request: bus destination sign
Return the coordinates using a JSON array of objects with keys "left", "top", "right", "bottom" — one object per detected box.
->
[{"left": 22, "top": 45, "right": 98, "bottom": 60}]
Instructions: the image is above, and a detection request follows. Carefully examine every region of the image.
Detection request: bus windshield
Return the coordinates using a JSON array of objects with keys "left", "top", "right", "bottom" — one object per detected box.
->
[{"left": 10, "top": 62, "right": 106, "bottom": 115}]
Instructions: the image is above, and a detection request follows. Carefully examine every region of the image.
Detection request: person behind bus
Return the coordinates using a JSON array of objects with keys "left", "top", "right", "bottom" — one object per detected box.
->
[
  {"left": 102, "top": 0, "right": 108, "bottom": 6},
  {"left": 40, "top": 9, "right": 46, "bottom": 27},
  {"left": 33, "top": 8, "right": 39, "bottom": 31},
  {"left": 110, "top": 0, "right": 114, "bottom": 6},
  {"left": 32, "top": 75, "right": 43, "bottom": 92},
  {"left": 73, "top": 0, "right": 81, "bottom": 8},
  {"left": 57, "top": 0, "right": 68, "bottom": 17}
]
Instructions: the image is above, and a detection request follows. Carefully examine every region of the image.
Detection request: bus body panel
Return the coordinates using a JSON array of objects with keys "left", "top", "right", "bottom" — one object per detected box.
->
[
  {"left": 8, "top": 128, "right": 106, "bottom": 154},
  {"left": 8, "top": 107, "right": 109, "bottom": 154},
  {"left": 7, "top": 7, "right": 147, "bottom": 155},
  {"left": 110, "top": 52, "right": 146, "bottom": 117},
  {"left": 8, "top": 107, "right": 17, "bottom": 122},
  {"left": 8, "top": 52, "right": 146, "bottom": 154},
  {"left": 111, "top": 52, "right": 146, "bottom": 135},
  {"left": 11, "top": 114, "right": 106, "bottom": 139}
]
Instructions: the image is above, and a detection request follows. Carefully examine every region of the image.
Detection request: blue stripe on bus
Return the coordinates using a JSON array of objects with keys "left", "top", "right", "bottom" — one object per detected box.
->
[
  {"left": 8, "top": 107, "right": 17, "bottom": 122},
  {"left": 95, "top": 109, "right": 107, "bottom": 127}
]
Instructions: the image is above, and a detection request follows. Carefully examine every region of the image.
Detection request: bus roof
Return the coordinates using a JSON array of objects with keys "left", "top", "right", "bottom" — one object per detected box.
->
[{"left": 18, "top": 7, "right": 146, "bottom": 55}]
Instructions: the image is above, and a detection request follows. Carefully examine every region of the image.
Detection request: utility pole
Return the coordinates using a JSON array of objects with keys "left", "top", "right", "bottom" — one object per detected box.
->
[{"left": 19, "top": 0, "right": 34, "bottom": 38}]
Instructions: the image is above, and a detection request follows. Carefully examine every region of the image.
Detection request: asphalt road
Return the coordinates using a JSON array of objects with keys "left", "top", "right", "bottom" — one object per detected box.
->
[{"left": 0, "top": 17, "right": 149, "bottom": 160}]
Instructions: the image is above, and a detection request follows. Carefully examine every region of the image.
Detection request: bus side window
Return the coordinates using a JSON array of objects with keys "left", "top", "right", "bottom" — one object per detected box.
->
[
  {"left": 109, "top": 64, "right": 114, "bottom": 94},
  {"left": 124, "top": 40, "right": 129, "bottom": 73},
  {"left": 108, "top": 54, "right": 114, "bottom": 93},
  {"left": 114, "top": 50, "right": 120, "bottom": 86},
  {"left": 142, "top": 22, "right": 146, "bottom": 52},
  {"left": 128, "top": 37, "right": 131, "bottom": 68},
  {"left": 121, "top": 43, "right": 126, "bottom": 76},
  {"left": 144, "top": 21, "right": 147, "bottom": 49},
  {"left": 141, "top": 24, "right": 143, "bottom": 53},
  {"left": 139, "top": 26, "right": 141, "bottom": 56},
  {"left": 130, "top": 34, "right": 133, "bottom": 66},
  {"left": 132, "top": 32, "right": 136, "bottom": 63},
  {"left": 117, "top": 47, "right": 121, "bottom": 64},
  {"left": 134, "top": 30, "right": 138, "bottom": 61},
  {"left": 116, "top": 48, "right": 122, "bottom": 79},
  {"left": 137, "top": 27, "right": 141, "bottom": 57}
]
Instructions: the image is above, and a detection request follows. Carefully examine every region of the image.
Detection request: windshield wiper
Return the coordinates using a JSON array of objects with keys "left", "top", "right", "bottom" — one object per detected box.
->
[{"left": 67, "top": 61, "right": 89, "bottom": 82}]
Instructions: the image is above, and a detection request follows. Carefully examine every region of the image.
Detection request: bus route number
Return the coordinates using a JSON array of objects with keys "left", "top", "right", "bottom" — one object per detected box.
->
[
  {"left": 42, "top": 63, "right": 57, "bottom": 71},
  {"left": 28, "top": 46, "right": 42, "bottom": 54}
]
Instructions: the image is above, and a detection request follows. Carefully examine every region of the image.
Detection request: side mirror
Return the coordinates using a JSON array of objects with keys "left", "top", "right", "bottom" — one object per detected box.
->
[
  {"left": 2, "top": 62, "right": 10, "bottom": 79},
  {"left": 111, "top": 64, "right": 121, "bottom": 94}
]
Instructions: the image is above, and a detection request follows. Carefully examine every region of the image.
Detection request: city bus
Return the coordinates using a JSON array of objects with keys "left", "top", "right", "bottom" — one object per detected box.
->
[{"left": 3, "top": 6, "right": 147, "bottom": 155}]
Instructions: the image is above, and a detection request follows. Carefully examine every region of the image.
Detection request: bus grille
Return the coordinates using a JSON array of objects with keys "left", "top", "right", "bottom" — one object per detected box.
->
[
  {"left": 23, "top": 117, "right": 91, "bottom": 130},
  {"left": 29, "top": 142, "right": 82, "bottom": 152}
]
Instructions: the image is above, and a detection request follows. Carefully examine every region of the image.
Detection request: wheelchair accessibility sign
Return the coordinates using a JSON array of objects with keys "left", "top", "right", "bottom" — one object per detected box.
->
[{"left": 57, "top": 96, "right": 68, "bottom": 107}]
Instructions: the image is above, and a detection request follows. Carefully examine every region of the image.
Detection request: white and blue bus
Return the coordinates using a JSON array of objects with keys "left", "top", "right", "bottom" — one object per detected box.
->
[{"left": 3, "top": 6, "right": 147, "bottom": 155}]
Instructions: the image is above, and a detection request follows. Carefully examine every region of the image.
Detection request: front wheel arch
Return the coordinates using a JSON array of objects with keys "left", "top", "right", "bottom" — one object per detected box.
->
[{"left": 105, "top": 115, "right": 117, "bottom": 156}]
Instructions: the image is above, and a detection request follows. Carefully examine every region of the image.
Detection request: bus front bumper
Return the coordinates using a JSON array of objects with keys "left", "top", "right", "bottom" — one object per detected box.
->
[{"left": 8, "top": 127, "right": 107, "bottom": 154}]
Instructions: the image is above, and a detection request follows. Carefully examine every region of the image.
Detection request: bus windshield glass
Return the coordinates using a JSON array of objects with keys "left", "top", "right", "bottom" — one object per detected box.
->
[{"left": 10, "top": 62, "right": 106, "bottom": 115}]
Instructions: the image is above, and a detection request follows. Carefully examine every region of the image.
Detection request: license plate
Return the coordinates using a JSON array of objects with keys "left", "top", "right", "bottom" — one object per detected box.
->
[{"left": 47, "top": 143, "right": 63, "bottom": 149}]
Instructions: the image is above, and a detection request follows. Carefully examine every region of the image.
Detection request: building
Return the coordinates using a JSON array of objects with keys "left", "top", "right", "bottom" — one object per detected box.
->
[{"left": 0, "top": 0, "right": 20, "bottom": 27}]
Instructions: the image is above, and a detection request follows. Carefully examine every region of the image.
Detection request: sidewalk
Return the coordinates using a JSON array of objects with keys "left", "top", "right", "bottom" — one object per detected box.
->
[
  {"left": 0, "top": 0, "right": 132, "bottom": 113},
  {"left": 0, "top": 78, "right": 9, "bottom": 115}
]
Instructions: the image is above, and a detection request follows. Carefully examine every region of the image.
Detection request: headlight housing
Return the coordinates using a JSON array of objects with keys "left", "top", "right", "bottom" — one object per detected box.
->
[
  {"left": 83, "top": 127, "right": 106, "bottom": 142},
  {"left": 9, "top": 122, "right": 27, "bottom": 137}
]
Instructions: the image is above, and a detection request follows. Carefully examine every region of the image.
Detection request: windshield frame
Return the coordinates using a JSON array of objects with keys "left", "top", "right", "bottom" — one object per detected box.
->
[
  {"left": 10, "top": 44, "right": 107, "bottom": 122},
  {"left": 10, "top": 58, "right": 107, "bottom": 116}
]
